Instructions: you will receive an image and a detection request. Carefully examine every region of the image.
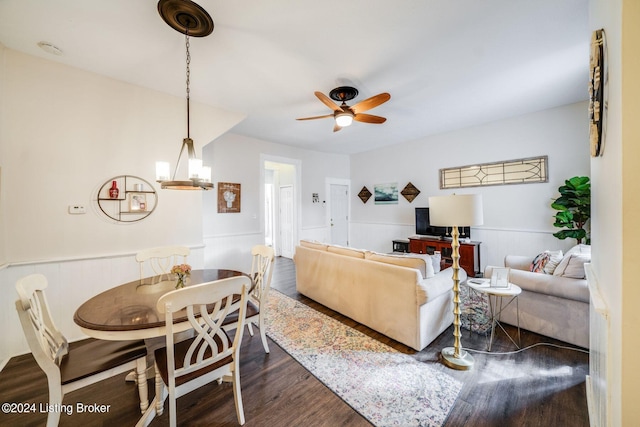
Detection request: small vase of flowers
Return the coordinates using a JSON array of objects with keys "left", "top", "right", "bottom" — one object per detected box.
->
[{"left": 171, "top": 264, "right": 192, "bottom": 289}]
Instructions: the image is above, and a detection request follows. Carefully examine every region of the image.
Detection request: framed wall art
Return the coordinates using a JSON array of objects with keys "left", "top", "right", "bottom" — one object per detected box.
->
[
  {"left": 129, "top": 193, "right": 147, "bottom": 212},
  {"left": 401, "top": 182, "right": 421, "bottom": 203},
  {"left": 589, "top": 28, "right": 607, "bottom": 157},
  {"left": 217, "top": 182, "right": 241, "bottom": 213},
  {"left": 358, "top": 186, "right": 372, "bottom": 203},
  {"left": 374, "top": 183, "right": 398, "bottom": 205}
]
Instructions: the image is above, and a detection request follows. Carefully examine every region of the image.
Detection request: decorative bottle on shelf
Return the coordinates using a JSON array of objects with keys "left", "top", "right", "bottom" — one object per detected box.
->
[{"left": 109, "top": 180, "right": 119, "bottom": 199}]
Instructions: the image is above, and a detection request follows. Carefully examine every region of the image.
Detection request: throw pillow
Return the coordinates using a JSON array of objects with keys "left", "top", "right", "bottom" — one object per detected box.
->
[
  {"left": 530, "top": 252, "right": 550, "bottom": 273},
  {"left": 567, "top": 244, "right": 591, "bottom": 256},
  {"left": 431, "top": 252, "right": 442, "bottom": 273},
  {"left": 543, "top": 250, "right": 564, "bottom": 274},
  {"left": 553, "top": 253, "right": 591, "bottom": 279}
]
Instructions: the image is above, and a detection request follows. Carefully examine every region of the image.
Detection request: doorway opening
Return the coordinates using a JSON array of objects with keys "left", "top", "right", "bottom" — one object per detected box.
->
[{"left": 262, "top": 156, "right": 300, "bottom": 259}]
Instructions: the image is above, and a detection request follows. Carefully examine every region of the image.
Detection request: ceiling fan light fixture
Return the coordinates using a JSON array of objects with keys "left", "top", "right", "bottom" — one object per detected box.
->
[{"left": 335, "top": 112, "right": 353, "bottom": 127}]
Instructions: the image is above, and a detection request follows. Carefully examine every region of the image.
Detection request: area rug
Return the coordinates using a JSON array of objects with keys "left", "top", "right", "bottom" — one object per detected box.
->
[{"left": 265, "top": 291, "right": 462, "bottom": 427}]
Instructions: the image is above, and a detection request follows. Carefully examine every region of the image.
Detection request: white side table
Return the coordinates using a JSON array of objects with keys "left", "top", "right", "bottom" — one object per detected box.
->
[{"left": 463, "top": 278, "right": 522, "bottom": 351}]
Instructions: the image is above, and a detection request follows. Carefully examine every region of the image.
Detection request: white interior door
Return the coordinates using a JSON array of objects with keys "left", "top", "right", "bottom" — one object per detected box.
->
[
  {"left": 330, "top": 184, "right": 349, "bottom": 246},
  {"left": 279, "top": 185, "right": 294, "bottom": 258}
]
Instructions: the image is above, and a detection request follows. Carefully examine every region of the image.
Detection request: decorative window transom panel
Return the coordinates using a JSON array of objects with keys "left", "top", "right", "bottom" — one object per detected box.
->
[{"left": 439, "top": 156, "right": 548, "bottom": 189}]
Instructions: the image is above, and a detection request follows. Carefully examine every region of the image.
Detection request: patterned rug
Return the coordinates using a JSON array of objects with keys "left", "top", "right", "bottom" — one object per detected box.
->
[{"left": 265, "top": 291, "right": 462, "bottom": 427}]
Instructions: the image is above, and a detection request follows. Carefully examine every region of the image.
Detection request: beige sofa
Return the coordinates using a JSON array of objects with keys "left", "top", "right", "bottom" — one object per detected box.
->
[
  {"left": 484, "top": 248, "right": 590, "bottom": 348},
  {"left": 293, "top": 240, "right": 465, "bottom": 351}
]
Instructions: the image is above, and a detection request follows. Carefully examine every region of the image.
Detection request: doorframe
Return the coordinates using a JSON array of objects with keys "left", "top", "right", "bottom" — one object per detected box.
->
[
  {"left": 325, "top": 178, "right": 351, "bottom": 245},
  {"left": 260, "top": 154, "right": 301, "bottom": 254}
]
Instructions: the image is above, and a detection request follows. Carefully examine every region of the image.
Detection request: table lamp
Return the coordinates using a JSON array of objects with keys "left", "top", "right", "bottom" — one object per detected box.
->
[{"left": 428, "top": 193, "right": 483, "bottom": 370}]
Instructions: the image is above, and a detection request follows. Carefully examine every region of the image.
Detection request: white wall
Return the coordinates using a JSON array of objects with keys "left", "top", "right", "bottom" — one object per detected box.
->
[
  {"left": 350, "top": 102, "right": 589, "bottom": 267},
  {"left": 201, "top": 132, "right": 349, "bottom": 272},
  {"left": 589, "top": 0, "right": 640, "bottom": 425},
  {"left": 0, "top": 45, "right": 6, "bottom": 267},
  {"left": 0, "top": 48, "right": 245, "bottom": 262},
  {"left": 0, "top": 48, "right": 244, "bottom": 361}
]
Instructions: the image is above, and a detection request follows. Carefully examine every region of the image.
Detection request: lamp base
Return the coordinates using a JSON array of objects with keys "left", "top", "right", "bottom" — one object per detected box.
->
[{"left": 440, "top": 347, "right": 474, "bottom": 371}]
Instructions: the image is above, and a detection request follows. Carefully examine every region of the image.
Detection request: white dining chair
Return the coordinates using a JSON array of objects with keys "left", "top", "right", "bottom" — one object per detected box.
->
[
  {"left": 135, "top": 245, "right": 190, "bottom": 280},
  {"left": 154, "top": 276, "right": 251, "bottom": 426},
  {"left": 223, "top": 245, "right": 275, "bottom": 353},
  {"left": 15, "top": 274, "right": 149, "bottom": 427}
]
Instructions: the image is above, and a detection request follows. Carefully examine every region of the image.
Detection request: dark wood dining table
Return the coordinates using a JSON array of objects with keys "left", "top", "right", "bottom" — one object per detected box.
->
[
  {"left": 74, "top": 269, "right": 247, "bottom": 340},
  {"left": 73, "top": 269, "right": 248, "bottom": 427}
]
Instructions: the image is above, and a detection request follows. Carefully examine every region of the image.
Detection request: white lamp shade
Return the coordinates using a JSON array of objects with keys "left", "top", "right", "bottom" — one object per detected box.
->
[
  {"left": 156, "top": 161, "right": 170, "bottom": 181},
  {"left": 428, "top": 194, "right": 484, "bottom": 227},
  {"left": 335, "top": 113, "right": 353, "bottom": 127},
  {"left": 188, "top": 158, "right": 202, "bottom": 179}
]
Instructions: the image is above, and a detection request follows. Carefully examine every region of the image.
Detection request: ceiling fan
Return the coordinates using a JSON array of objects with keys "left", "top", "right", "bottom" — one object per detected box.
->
[{"left": 297, "top": 86, "right": 391, "bottom": 132}]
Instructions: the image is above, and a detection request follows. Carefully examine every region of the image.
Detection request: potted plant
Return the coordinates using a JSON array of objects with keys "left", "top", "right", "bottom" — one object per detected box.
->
[{"left": 551, "top": 176, "right": 591, "bottom": 244}]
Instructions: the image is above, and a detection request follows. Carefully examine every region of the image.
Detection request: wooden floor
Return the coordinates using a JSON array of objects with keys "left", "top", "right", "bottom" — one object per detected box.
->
[{"left": 0, "top": 257, "right": 589, "bottom": 427}]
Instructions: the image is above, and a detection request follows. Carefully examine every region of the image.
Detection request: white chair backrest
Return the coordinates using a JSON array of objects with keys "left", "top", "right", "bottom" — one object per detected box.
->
[
  {"left": 15, "top": 274, "right": 69, "bottom": 368},
  {"left": 157, "top": 276, "right": 250, "bottom": 385},
  {"left": 136, "top": 245, "right": 190, "bottom": 280},
  {"left": 250, "top": 245, "right": 275, "bottom": 303}
]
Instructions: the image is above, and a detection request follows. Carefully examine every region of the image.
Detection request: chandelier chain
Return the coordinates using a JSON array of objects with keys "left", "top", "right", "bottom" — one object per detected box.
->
[
  {"left": 185, "top": 28, "right": 191, "bottom": 138},
  {"left": 185, "top": 30, "right": 191, "bottom": 99}
]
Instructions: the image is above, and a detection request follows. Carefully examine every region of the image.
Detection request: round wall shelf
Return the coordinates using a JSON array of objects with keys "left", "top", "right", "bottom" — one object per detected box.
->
[{"left": 96, "top": 175, "right": 158, "bottom": 223}]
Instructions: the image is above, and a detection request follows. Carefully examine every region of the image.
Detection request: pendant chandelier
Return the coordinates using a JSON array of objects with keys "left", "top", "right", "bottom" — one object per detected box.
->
[{"left": 155, "top": 0, "right": 214, "bottom": 190}]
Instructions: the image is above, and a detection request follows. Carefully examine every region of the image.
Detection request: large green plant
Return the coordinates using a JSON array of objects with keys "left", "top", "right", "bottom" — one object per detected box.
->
[{"left": 551, "top": 176, "right": 591, "bottom": 244}]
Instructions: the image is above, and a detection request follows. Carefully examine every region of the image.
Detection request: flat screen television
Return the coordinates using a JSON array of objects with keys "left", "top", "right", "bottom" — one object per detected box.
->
[{"left": 415, "top": 207, "right": 471, "bottom": 239}]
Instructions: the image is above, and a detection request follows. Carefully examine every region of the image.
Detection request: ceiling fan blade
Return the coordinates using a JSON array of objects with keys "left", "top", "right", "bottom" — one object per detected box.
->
[
  {"left": 333, "top": 123, "right": 342, "bottom": 132},
  {"left": 351, "top": 93, "right": 391, "bottom": 114},
  {"left": 315, "top": 91, "right": 344, "bottom": 112},
  {"left": 296, "top": 114, "right": 334, "bottom": 121},
  {"left": 353, "top": 113, "right": 387, "bottom": 124}
]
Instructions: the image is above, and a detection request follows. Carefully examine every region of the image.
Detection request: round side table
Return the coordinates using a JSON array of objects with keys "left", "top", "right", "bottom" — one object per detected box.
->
[{"left": 464, "top": 278, "right": 522, "bottom": 351}]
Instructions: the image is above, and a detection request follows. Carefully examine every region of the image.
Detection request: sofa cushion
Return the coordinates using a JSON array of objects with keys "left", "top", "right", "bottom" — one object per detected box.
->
[
  {"left": 327, "top": 245, "right": 366, "bottom": 258},
  {"left": 543, "top": 250, "right": 564, "bottom": 274},
  {"left": 299, "top": 240, "right": 328, "bottom": 251},
  {"left": 567, "top": 244, "right": 591, "bottom": 255},
  {"left": 553, "top": 253, "right": 591, "bottom": 279},
  {"left": 366, "top": 252, "right": 435, "bottom": 279}
]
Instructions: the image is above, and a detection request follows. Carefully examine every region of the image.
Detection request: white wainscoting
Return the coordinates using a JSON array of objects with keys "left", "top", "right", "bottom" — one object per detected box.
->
[
  {"left": 586, "top": 263, "right": 608, "bottom": 427},
  {"left": 350, "top": 222, "right": 415, "bottom": 253},
  {"left": 0, "top": 247, "right": 205, "bottom": 365},
  {"left": 300, "top": 225, "right": 330, "bottom": 244},
  {"left": 350, "top": 222, "right": 575, "bottom": 271},
  {"left": 203, "top": 233, "right": 264, "bottom": 273},
  {"left": 470, "top": 227, "right": 575, "bottom": 270}
]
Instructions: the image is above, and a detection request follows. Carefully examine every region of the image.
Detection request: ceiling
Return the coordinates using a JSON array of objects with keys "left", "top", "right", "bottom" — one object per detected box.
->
[{"left": 0, "top": 0, "right": 589, "bottom": 155}]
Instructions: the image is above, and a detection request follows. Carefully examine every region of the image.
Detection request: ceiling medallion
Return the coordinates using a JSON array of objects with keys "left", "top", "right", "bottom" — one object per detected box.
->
[{"left": 157, "top": 0, "right": 214, "bottom": 37}]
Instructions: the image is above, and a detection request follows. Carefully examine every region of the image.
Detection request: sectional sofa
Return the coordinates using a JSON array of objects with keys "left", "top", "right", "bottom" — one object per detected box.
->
[{"left": 293, "top": 240, "right": 465, "bottom": 351}]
